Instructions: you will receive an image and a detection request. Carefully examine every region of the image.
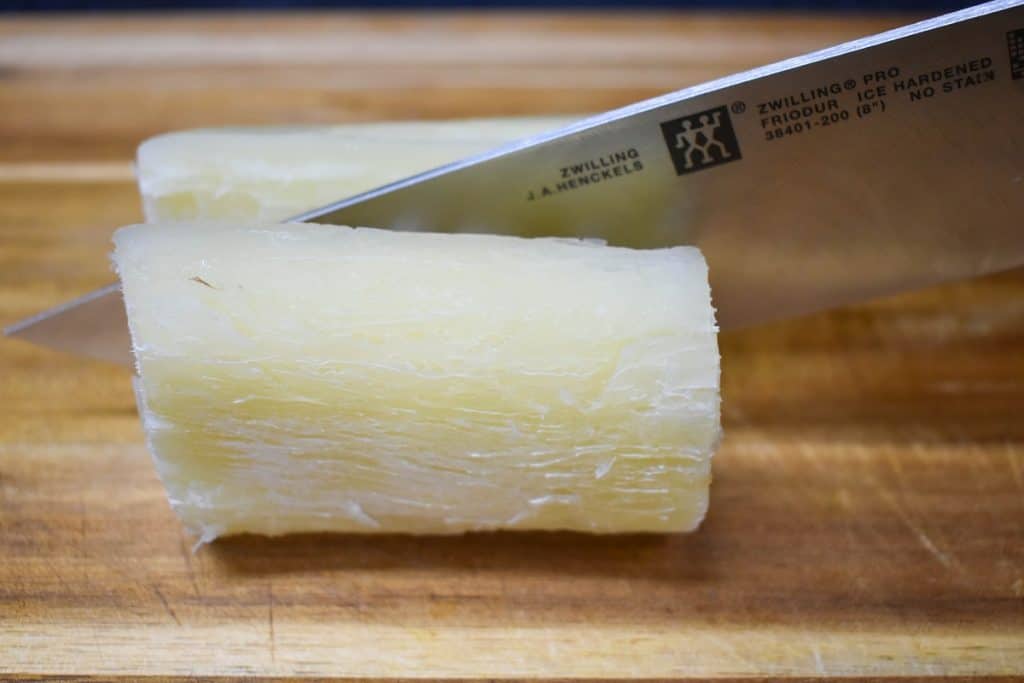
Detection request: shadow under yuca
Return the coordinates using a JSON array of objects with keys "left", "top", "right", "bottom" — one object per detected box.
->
[{"left": 205, "top": 528, "right": 715, "bottom": 581}]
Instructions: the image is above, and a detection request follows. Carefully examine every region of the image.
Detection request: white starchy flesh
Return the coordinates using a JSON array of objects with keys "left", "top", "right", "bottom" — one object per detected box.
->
[
  {"left": 137, "top": 117, "right": 577, "bottom": 223},
  {"left": 114, "top": 222, "right": 720, "bottom": 541}
]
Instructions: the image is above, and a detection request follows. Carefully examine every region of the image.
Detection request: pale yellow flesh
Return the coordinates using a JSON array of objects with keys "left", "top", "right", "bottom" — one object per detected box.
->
[
  {"left": 114, "top": 223, "right": 720, "bottom": 540},
  {"left": 137, "top": 117, "right": 577, "bottom": 223}
]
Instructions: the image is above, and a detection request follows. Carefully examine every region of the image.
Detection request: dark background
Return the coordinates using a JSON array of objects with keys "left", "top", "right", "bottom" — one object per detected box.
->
[{"left": 1, "top": 0, "right": 980, "bottom": 13}]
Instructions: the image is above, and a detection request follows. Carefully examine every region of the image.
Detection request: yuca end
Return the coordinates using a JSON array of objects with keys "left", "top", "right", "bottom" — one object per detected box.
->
[
  {"left": 114, "top": 222, "right": 720, "bottom": 541},
  {"left": 136, "top": 117, "right": 576, "bottom": 223}
]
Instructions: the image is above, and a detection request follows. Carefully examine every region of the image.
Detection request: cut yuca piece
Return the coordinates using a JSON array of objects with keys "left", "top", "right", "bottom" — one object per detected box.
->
[
  {"left": 114, "top": 222, "right": 720, "bottom": 541},
  {"left": 137, "top": 117, "right": 577, "bottom": 223}
]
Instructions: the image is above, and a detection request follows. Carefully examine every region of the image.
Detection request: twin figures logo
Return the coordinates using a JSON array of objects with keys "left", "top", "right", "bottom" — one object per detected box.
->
[{"left": 659, "top": 105, "right": 743, "bottom": 176}]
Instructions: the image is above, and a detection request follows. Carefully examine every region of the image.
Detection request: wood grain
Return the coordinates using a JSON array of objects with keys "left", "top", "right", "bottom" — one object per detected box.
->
[{"left": 1, "top": 11, "right": 1022, "bottom": 681}]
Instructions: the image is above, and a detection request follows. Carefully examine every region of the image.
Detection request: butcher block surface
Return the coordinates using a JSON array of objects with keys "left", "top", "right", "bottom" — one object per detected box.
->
[{"left": 1, "top": 11, "right": 1022, "bottom": 681}]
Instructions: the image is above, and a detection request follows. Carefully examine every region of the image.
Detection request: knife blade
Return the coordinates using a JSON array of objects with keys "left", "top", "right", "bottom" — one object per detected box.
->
[{"left": 6, "top": 0, "right": 1024, "bottom": 365}]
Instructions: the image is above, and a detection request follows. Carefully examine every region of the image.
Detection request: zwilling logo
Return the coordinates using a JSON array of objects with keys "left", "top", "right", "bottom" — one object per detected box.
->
[{"left": 660, "top": 106, "right": 742, "bottom": 176}]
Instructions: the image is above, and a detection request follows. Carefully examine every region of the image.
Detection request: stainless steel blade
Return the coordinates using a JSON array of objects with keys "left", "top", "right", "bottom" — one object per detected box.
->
[
  {"left": 3, "top": 284, "right": 131, "bottom": 365},
  {"left": 6, "top": 0, "right": 1024, "bottom": 363},
  {"left": 298, "top": 0, "right": 1024, "bottom": 328}
]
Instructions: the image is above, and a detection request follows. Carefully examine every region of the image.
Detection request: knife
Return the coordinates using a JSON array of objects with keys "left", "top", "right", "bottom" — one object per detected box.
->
[{"left": 7, "top": 0, "right": 1024, "bottom": 365}]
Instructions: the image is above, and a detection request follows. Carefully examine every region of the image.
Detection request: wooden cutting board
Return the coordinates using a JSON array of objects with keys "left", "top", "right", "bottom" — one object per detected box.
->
[{"left": 1, "top": 11, "right": 1022, "bottom": 681}]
